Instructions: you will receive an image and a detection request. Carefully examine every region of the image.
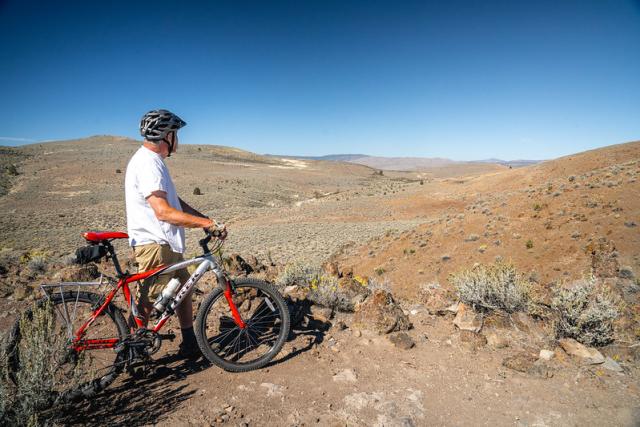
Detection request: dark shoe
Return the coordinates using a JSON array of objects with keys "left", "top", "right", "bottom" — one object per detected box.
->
[{"left": 177, "top": 343, "right": 202, "bottom": 360}]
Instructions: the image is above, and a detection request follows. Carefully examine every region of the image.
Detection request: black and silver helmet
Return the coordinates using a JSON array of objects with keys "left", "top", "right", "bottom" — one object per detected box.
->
[{"left": 139, "top": 109, "right": 187, "bottom": 142}]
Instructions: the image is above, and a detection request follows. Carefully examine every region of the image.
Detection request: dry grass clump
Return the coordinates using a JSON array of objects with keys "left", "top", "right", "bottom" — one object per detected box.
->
[
  {"left": 27, "top": 256, "right": 48, "bottom": 275},
  {"left": 449, "top": 261, "right": 530, "bottom": 313},
  {"left": 552, "top": 277, "right": 619, "bottom": 347},
  {"left": 1, "top": 301, "right": 76, "bottom": 425}
]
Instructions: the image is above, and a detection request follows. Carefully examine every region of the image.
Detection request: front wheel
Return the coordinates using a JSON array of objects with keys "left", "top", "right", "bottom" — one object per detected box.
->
[{"left": 195, "top": 278, "right": 290, "bottom": 372}]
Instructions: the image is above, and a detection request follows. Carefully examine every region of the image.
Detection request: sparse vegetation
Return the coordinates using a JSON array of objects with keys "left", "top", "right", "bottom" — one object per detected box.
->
[
  {"left": 449, "top": 261, "right": 530, "bottom": 313},
  {"left": 1, "top": 301, "right": 75, "bottom": 426},
  {"left": 193, "top": 187, "right": 202, "bottom": 195},
  {"left": 27, "top": 256, "right": 47, "bottom": 275},
  {"left": 552, "top": 277, "right": 619, "bottom": 347},
  {"left": 525, "top": 239, "right": 534, "bottom": 249},
  {"left": 374, "top": 267, "right": 386, "bottom": 276}
]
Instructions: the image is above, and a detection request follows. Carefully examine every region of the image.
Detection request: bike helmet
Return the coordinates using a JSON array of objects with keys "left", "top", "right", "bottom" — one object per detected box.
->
[{"left": 139, "top": 109, "right": 187, "bottom": 142}]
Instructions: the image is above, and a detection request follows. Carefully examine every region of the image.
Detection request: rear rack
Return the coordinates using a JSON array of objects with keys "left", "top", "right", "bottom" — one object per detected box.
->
[{"left": 39, "top": 274, "right": 116, "bottom": 298}]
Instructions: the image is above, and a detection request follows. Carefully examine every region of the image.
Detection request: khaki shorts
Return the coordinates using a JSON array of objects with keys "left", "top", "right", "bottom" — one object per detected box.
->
[{"left": 133, "top": 243, "right": 190, "bottom": 304}]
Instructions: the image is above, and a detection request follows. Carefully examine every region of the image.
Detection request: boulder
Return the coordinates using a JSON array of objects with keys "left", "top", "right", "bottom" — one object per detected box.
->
[
  {"left": 419, "top": 284, "right": 455, "bottom": 315},
  {"left": 353, "top": 289, "right": 412, "bottom": 334},
  {"left": 55, "top": 263, "right": 100, "bottom": 282},
  {"left": 602, "top": 356, "right": 623, "bottom": 372},
  {"left": 559, "top": 338, "right": 605, "bottom": 364},
  {"left": 539, "top": 349, "right": 555, "bottom": 361},
  {"left": 453, "top": 303, "right": 483, "bottom": 333},
  {"left": 225, "top": 254, "right": 254, "bottom": 276},
  {"left": 336, "top": 276, "right": 371, "bottom": 310},
  {"left": 459, "top": 330, "right": 487, "bottom": 351},
  {"left": 502, "top": 352, "right": 537, "bottom": 373},
  {"left": 322, "top": 261, "right": 340, "bottom": 277},
  {"left": 486, "top": 331, "right": 509, "bottom": 349},
  {"left": 387, "top": 332, "right": 415, "bottom": 350}
]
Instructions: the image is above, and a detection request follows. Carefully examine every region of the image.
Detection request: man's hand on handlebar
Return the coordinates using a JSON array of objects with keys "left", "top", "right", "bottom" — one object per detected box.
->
[{"left": 204, "top": 219, "right": 227, "bottom": 240}]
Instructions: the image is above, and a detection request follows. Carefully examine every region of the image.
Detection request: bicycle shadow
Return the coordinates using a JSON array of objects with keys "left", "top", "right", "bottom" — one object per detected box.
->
[
  {"left": 266, "top": 298, "right": 331, "bottom": 366},
  {"left": 58, "top": 355, "right": 209, "bottom": 426}
]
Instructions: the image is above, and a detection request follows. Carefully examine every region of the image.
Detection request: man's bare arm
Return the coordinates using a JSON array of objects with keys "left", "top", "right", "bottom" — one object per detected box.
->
[
  {"left": 147, "top": 192, "right": 213, "bottom": 228},
  {"left": 178, "top": 197, "right": 207, "bottom": 218}
]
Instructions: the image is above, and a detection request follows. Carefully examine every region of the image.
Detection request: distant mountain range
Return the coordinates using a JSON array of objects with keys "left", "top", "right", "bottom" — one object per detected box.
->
[{"left": 266, "top": 153, "right": 543, "bottom": 171}]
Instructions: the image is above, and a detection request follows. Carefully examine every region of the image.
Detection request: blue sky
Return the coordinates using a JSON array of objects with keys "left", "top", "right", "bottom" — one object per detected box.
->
[{"left": 1, "top": 0, "right": 639, "bottom": 160}]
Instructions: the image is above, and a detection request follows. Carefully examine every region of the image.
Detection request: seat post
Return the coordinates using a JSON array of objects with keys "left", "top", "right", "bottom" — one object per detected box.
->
[{"left": 103, "top": 241, "right": 126, "bottom": 278}]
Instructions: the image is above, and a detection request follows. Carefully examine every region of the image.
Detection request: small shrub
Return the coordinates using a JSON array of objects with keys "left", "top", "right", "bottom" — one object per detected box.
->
[
  {"left": 6, "top": 164, "right": 18, "bottom": 176},
  {"left": 27, "top": 256, "right": 47, "bottom": 275},
  {"left": 552, "top": 277, "right": 619, "bottom": 347},
  {"left": 533, "top": 203, "right": 542, "bottom": 211},
  {"left": 449, "top": 261, "right": 530, "bottom": 312},
  {"left": 374, "top": 267, "right": 386, "bottom": 276},
  {"left": 1, "top": 301, "right": 76, "bottom": 425},
  {"left": 525, "top": 240, "right": 534, "bottom": 249},
  {"left": 193, "top": 187, "right": 202, "bottom": 195},
  {"left": 115, "top": 169, "right": 122, "bottom": 174}
]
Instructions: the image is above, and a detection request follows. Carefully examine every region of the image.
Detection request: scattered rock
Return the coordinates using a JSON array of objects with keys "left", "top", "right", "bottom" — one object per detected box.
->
[
  {"left": 322, "top": 261, "right": 340, "bottom": 277},
  {"left": 528, "top": 359, "right": 555, "bottom": 378},
  {"left": 559, "top": 338, "right": 605, "bottom": 364},
  {"left": 388, "top": 332, "right": 415, "bottom": 350},
  {"left": 334, "top": 319, "right": 348, "bottom": 330},
  {"left": 336, "top": 276, "right": 371, "bottom": 310},
  {"left": 459, "top": 330, "right": 487, "bottom": 351},
  {"left": 586, "top": 238, "right": 619, "bottom": 278},
  {"left": 353, "top": 289, "right": 412, "bottom": 334},
  {"left": 418, "top": 284, "right": 454, "bottom": 315},
  {"left": 453, "top": 303, "right": 483, "bottom": 333},
  {"left": 618, "top": 266, "right": 635, "bottom": 280},
  {"left": 465, "top": 234, "right": 480, "bottom": 242},
  {"left": 486, "top": 332, "right": 509, "bottom": 349},
  {"left": 310, "top": 304, "right": 333, "bottom": 322},
  {"left": 602, "top": 356, "right": 623, "bottom": 372},
  {"left": 225, "top": 254, "right": 254, "bottom": 275},
  {"left": 260, "top": 382, "right": 285, "bottom": 397},
  {"left": 333, "top": 369, "right": 358, "bottom": 382},
  {"left": 502, "top": 353, "right": 537, "bottom": 373},
  {"left": 55, "top": 263, "right": 100, "bottom": 282},
  {"left": 539, "top": 349, "right": 555, "bottom": 361}
]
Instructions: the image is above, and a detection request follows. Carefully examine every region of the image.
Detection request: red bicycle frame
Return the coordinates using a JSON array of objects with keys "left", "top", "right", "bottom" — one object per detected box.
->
[{"left": 70, "top": 261, "right": 246, "bottom": 352}]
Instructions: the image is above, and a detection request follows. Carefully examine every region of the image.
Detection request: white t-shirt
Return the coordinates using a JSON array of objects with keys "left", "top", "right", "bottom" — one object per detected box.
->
[{"left": 125, "top": 146, "right": 185, "bottom": 253}]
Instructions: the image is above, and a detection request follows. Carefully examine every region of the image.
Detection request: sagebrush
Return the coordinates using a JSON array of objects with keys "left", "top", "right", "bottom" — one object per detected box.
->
[
  {"left": 552, "top": 277, "right": 619, "bottom": 347},
  {"left": 449, "top": 261, "right": 530, "bottom": 312},
  {"left": 1, "top": 301, "right": 76, "bottom": 426}
]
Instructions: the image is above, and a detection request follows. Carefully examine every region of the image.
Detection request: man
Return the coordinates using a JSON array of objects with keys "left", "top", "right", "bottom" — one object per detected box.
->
[{"left": 125, "top": 109, "right": 224, "bottom": 358}]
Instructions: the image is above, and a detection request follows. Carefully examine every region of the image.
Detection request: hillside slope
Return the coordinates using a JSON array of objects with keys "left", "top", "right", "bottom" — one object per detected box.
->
[{"left": 337, "top": 140, "right": 640, "bottom": 299}]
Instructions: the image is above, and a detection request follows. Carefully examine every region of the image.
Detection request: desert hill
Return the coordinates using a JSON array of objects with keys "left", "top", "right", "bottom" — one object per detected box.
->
[{"left": 336, "top": 140, "right": 640, "bottom": 299}]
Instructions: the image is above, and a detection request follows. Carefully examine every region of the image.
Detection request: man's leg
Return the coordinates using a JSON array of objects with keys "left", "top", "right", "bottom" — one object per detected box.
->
[
  {"left": 133, "top": 244, "right": 170, "bottom": 327},
  {"left": 171, "top": 255, "right": 199, "bottom": 358}
]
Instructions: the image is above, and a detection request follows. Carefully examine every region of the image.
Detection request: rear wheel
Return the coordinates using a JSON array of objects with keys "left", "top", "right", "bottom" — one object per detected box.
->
[
  {"left": 6, "top": 291, "right": 128, "bottom": 403},
  {"left": 195, "top": 278, "right": 290, "bottom": 372}
]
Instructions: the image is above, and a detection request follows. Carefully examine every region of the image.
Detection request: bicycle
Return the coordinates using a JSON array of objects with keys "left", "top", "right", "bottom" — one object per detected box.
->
[{"left": 6, "top": 230, "right": 290, "bottom": 403}]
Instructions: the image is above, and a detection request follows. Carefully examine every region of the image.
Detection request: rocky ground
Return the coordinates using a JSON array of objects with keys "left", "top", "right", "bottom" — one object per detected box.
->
[{"left": 0, "top": 136, "right": 639, "bottom": 426}]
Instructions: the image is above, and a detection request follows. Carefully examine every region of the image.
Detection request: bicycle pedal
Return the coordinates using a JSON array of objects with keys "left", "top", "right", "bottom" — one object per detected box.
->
[{"left": 158, "top": 331, "right": 176, "bottom": 341}]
